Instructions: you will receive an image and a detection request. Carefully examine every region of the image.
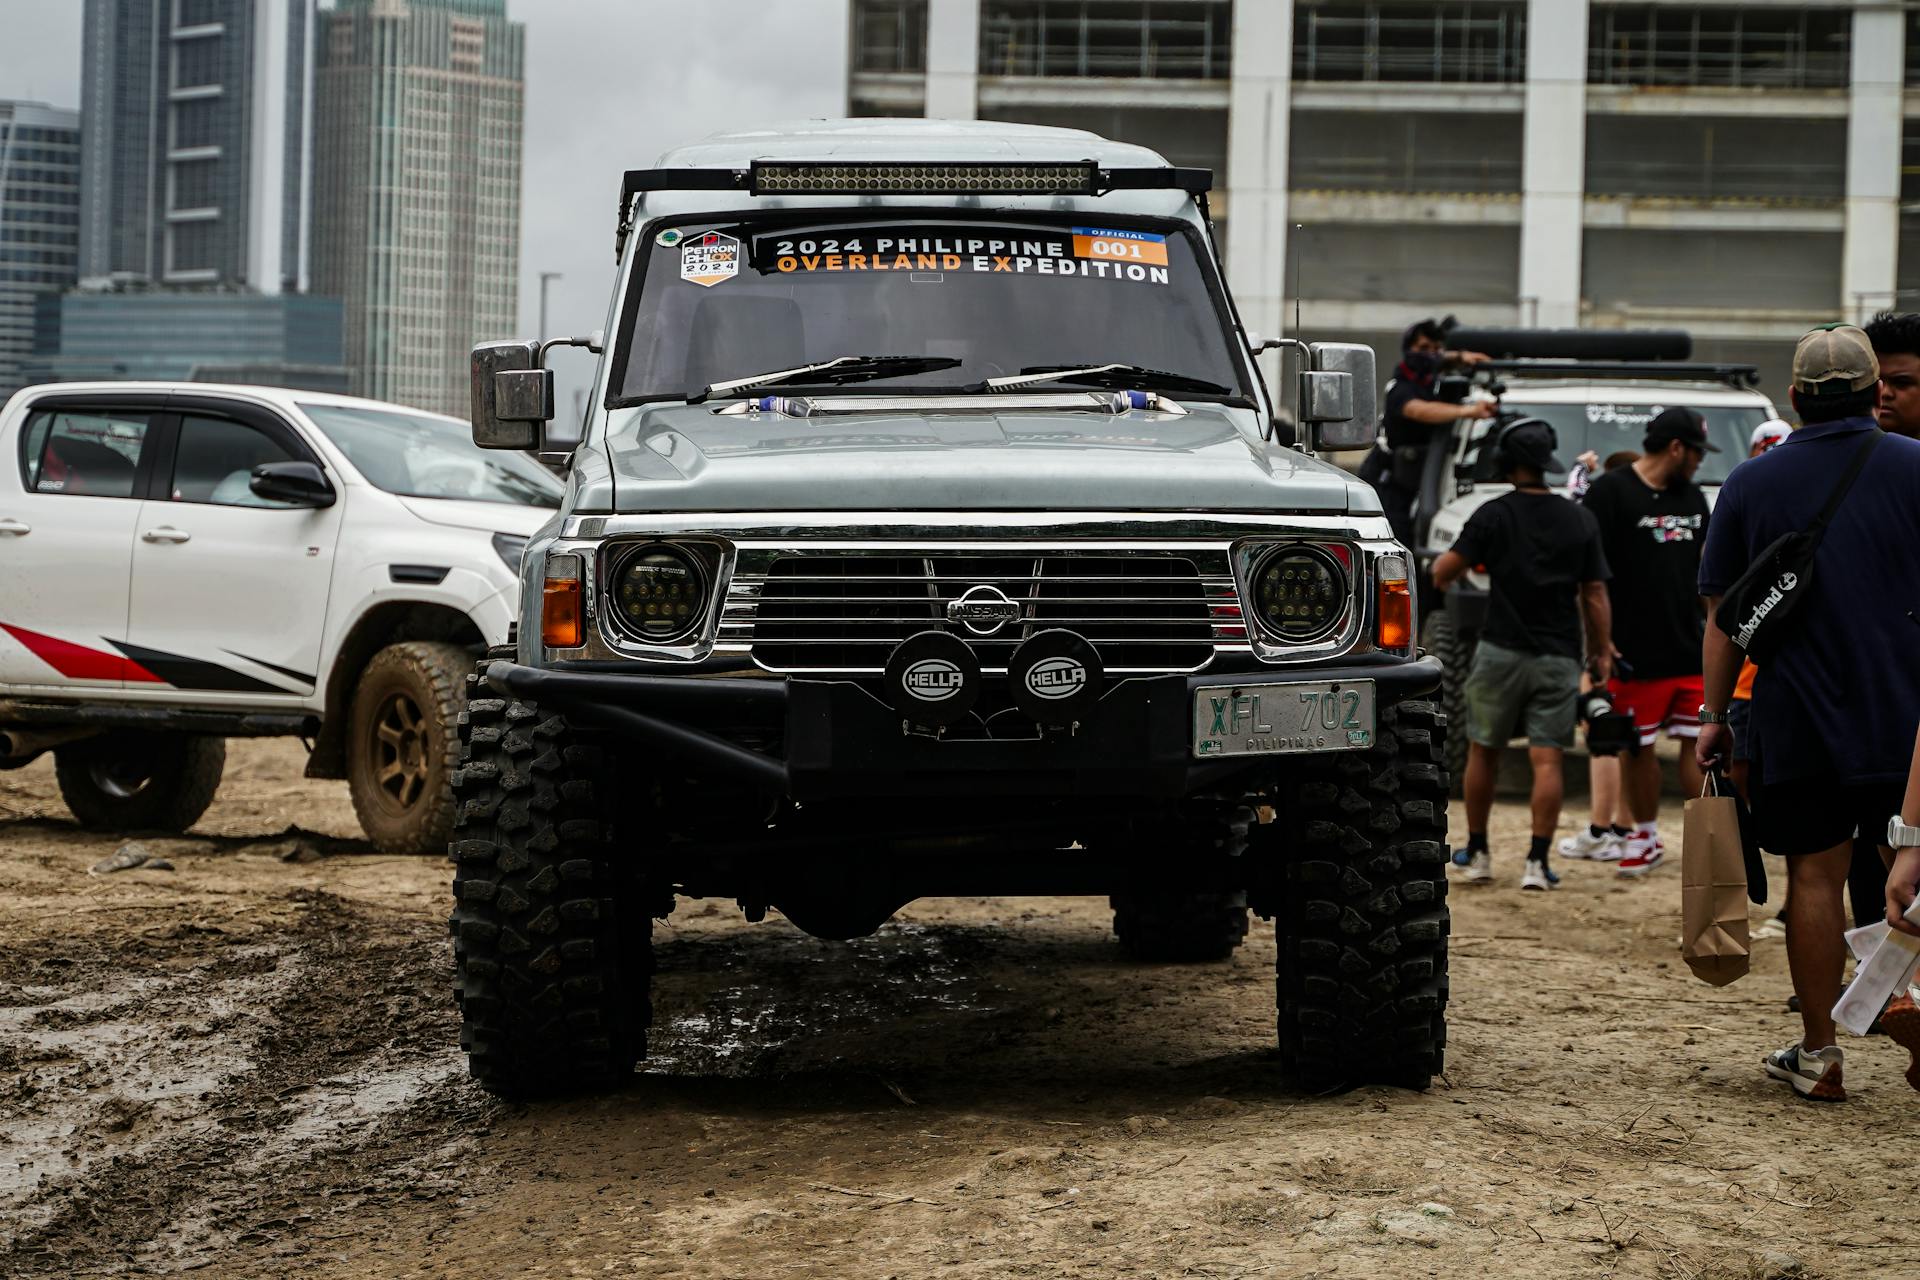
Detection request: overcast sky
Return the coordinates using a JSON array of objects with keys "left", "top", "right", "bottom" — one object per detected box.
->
[{"left": 0, "top": 0, "right": 850, "bottom": 412}]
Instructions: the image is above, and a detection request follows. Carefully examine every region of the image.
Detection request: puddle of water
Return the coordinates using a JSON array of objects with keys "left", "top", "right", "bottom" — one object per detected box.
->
[{"left": 643, "top": 920, "right": 994, "bottom": 1076}]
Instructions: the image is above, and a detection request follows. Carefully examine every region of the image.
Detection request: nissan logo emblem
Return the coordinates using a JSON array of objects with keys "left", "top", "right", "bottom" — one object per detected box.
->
[{"left": 946, "top": 584, "right": 1022, "bottom": 636}]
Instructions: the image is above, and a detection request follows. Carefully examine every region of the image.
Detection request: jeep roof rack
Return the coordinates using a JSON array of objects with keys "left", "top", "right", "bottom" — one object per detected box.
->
[
  {"left": 1480, "top": 360, "right": 1763, "bottom": 389},
  {"left": 1445, "top": 327, "right": 1692, "bottom": 362},
  {"left": 614, "top": 161, "right": 1213, "bottom": 258}
]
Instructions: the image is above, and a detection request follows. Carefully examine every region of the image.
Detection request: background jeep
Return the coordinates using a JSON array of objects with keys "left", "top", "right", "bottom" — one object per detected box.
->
[{"left": 449, "top": 120, "right": 1450, "bottom": 1099}]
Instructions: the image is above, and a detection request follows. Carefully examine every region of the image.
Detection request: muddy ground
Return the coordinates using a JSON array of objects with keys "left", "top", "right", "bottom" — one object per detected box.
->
[{"left": 2, "top": 740, "right": 1916, "bottom": 1279}]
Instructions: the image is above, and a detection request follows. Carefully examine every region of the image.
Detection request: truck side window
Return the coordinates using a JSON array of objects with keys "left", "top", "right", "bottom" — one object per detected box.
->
[
  {"left": 169, "top": 415, "right": 302, "bottom": 507},
  {"left": 19, "top": 410, "right": 152, "bottom": 498}
]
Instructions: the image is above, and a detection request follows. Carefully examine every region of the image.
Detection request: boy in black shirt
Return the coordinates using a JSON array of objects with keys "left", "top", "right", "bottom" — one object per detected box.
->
[
  {"left": 1580, "top": 407, "right": 1714, "bottom": 877},
  {"left": 1433, "top": 420, "right": 1614, "bottom": 890}
]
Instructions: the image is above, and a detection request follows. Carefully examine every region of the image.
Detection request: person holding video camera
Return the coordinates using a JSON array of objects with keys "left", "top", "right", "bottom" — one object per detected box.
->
[
  {"left": 1433, "top": 419, "right": 1613, "bottom": 892},
  {"left": 1365, "top": 318, "right": 1495, "bottom": 552}
]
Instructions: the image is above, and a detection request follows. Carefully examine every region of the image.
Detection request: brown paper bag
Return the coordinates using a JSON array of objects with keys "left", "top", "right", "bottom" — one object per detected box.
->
[{"left": 1682, "top": 776, "right": 1751, "bottom": 986}]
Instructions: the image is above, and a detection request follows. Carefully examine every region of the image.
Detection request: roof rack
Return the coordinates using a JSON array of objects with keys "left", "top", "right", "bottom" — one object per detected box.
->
[
  {"left": 1482, "top": 360, "right": 1762, "bottom": 389},
  {"left": 613, "top": 161, "right": 1213, "bottom": 257}
]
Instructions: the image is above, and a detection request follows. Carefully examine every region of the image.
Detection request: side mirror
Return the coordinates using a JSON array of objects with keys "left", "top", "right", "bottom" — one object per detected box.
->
[
  {"left": 471, "top": 340, "right": 551, "bottom": 449},
  {"left": 250, "top": 460, "right": 335, "bottom": 508},
  {"left": 1303, "top": 341, "right": 1378, "bottom": 451}
]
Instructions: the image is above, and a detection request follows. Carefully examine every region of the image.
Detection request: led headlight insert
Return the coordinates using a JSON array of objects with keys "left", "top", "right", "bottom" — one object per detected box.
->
[
  {"left": 1251, "top": 545, "right": 1348, "bottom": 643},
  {"left": 750, "top": 161, "right": 1097, "bottom": 196},
  {"left": 611, "top": 543, "right": 708, "bottom": 643}
]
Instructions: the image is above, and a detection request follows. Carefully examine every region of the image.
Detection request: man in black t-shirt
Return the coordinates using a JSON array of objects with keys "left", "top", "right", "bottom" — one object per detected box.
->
[
  {"left": 1433, "top": 419, "right": 1613, "bottom": 892},
  {"left": 1363, "top": 319, "right": 1494, "bottom": 550},
  {"left": 1581, "top": 406, "right": 1715, "bottom": 878}
]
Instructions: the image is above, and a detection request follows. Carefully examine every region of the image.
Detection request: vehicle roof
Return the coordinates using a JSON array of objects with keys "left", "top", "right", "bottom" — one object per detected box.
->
[
  {"left": 632, "top": 117, "right": 1196, "bottom": 227},
  {"left": 10, "top": 381, "right": 468, "bottom": 425},
  {"left": 1491, "top": 379, "right": 1776, "bottom": 409},
  {"left": 658, "top": 118, "right": 1173, "bottom": 170}
]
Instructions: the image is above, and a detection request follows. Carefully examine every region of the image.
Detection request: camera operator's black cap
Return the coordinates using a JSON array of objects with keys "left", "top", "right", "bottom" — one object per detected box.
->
[
  {"left": 1498, "top": 418, "right": 1565, "bottom": 474},
  {"left": 1644, "top": 406, "right": 1720, "bottom": 453}
]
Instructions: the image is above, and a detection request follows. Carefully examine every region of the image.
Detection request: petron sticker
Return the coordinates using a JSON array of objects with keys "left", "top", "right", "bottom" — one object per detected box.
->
[
  {"left": 752, "top": 228, "right": 1172, "bottom": 286},
  {"left": 680, "top": 231, "right": 741, "bottom": 287}
]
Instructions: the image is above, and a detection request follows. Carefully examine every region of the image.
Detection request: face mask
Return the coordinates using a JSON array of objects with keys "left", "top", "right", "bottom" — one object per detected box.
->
[{"left": 1403, "top": 350, "right": 1440, "bottom": 378}]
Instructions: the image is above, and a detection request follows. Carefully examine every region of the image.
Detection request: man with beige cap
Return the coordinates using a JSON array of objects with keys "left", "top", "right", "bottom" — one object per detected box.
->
[{"left": 1696, "top": 325, "right": 1920, "bottom": 1102}]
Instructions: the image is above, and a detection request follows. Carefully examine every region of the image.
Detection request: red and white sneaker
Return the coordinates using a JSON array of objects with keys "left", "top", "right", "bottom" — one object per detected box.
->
[
  {"left": 1616, "top": 834, "right": 1664, "bottom": 878},
  {"left": 1881, "top": 991, "right": 1920, "bottom": 1094}
]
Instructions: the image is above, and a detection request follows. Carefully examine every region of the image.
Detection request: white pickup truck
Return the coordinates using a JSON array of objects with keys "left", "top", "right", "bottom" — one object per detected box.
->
[{"left": 0, "top": 383, "right": 559, "bottom": 850}]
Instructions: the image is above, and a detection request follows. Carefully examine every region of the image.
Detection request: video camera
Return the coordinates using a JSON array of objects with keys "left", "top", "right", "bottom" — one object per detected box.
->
[{"left": 1579, "top": 679, "right": 1638, "bottom": 757}]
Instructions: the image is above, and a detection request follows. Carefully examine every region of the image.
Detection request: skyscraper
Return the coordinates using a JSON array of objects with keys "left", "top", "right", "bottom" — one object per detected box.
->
[
  {"left": 78, "top": 0, "right": 311, "bottom": 292},
  {"left": 0, "top": 102, "right": 82, "bottom": 399},
  {"left": 312, "top": 0, "right": 525, "bottom": 417}
]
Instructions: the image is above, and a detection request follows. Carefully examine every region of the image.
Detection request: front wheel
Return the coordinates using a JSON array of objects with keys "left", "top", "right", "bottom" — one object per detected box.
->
[
  {"left": 1420, "top": 610, "right": 1471, "bottom": 796},
  {"left": 346, "top": 640, "right": 472, "bottom": 853},
  {"left": 53, "top": 731, "right": 225, "bottom": 833},
  {"left": 1271, "top": 700, "right": 1450, "bottom": 1090}
]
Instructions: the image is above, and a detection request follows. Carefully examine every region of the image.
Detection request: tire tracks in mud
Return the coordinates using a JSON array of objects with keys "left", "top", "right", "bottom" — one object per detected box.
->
[{"left": 1, "top": 889, "right": 488, "bottom": 1277}]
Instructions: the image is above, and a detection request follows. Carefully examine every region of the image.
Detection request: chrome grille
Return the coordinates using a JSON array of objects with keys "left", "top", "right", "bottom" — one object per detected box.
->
[{"left": 721, "top": 550, "right": 1240, "bottom": 674}]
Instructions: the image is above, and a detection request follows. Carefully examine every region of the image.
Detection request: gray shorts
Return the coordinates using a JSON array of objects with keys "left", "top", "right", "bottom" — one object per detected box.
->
[{"left": 1463, "top": 638, "right": 1581, "bottom": 750}]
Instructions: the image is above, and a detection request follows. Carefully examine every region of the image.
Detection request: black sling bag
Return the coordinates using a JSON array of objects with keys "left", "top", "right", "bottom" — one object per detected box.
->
[{"left": 1713, "top": 430, "right": 1882, "bottom": 663}]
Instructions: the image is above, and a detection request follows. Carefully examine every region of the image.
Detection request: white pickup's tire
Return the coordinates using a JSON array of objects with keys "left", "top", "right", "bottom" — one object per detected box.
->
[{"left": 54, "top": 732, "right": 224, "bottom": 833}]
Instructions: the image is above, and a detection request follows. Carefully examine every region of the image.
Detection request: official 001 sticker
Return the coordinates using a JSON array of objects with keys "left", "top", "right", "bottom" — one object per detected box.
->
[{"left": 680, "top": 231, "right": 740, "bottom": 287}]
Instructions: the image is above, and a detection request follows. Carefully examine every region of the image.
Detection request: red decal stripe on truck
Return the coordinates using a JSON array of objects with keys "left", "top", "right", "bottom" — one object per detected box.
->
[{"left": 0, "top": 623, "right": 165, "bottom": 683}]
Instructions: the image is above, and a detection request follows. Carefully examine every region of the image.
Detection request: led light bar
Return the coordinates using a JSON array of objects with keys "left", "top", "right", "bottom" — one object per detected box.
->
[{"left": 751, "top": 161, "right": 1097, "bottom": 196}]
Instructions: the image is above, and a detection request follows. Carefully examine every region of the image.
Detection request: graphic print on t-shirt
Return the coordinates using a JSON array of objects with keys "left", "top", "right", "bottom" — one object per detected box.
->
[{"left": 1640, "top": 513, "right": 1704, "bottom": 544}]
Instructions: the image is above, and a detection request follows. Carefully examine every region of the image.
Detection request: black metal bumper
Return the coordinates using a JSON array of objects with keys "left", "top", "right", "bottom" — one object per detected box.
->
[{"left": 483, "top": 654, "right": 1440, "bottom": 800}]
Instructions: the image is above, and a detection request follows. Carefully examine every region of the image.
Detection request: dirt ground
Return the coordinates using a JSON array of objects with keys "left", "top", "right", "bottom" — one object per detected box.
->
[{"left": 3, "top": 740, "right": 1917, "bottom": 1280}]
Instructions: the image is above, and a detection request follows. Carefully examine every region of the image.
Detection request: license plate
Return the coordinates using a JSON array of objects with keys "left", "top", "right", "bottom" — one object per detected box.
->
[{"left": 1192, "top": 680, "right": 1377, "bottom": 759}]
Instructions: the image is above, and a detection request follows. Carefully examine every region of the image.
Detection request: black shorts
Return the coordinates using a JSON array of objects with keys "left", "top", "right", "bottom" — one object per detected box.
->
[{"left": 1751, "top": 773, "right": 1903, "bottom": 857}]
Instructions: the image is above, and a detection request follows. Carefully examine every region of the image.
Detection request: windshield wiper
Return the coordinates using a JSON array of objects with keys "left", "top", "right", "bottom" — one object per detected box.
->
[
  {"left": 984, "top": 363, "right": 1232, "bottom": 397},
  {"left": 691, "top": 354, "right": 963, "bottom": 403}
]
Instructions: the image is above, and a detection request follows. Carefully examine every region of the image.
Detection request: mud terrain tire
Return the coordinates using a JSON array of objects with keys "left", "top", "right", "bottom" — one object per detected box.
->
[
  {"left": 1272, "top": 699, "right": 1450, "bottom": 1090},
  {"left": 347, "top": 640, "right": 472, "bottom": 853},
  {"left": 1420, "top": 610, "right": 1471, "bottom": 795},
  {"left": 449, "top": 682, "right": 650, "bottom": 1098},
  {"left": 1111, "top": 891, "right": 1250, "bottom": 962},
  {"left": 54, "top": 731, "right": 224, "bottom": 833}
]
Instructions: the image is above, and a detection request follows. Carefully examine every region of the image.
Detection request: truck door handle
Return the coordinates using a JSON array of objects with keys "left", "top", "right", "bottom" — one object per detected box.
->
[
  {"left": 0, "top": 518, "right": 28, "bottom": 536},
  {"left": 141, "top": 526, "right": 191, "bottom": 544}
]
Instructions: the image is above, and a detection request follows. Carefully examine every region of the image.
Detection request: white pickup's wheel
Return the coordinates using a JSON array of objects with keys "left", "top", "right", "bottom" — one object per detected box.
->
[{"left": 347, "top": 641, "right": 471, "bottom": 852}]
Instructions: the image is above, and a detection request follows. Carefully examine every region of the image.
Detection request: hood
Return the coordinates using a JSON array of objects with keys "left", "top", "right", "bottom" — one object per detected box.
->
[
  {"left": 589, "top": 400, "right": 1368, "bottom": 514},
  {"left": 396, "top": 496, "right": 555, "bottom": 536}
]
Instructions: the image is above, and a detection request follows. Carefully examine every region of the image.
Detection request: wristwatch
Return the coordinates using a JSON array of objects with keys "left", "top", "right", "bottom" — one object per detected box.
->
[
  {"left": 1697, "top": 705, "right": 1730, "bottom": 725},
  {"left": 1888, "top": 816, "right": 1920, "bottom": 849}
]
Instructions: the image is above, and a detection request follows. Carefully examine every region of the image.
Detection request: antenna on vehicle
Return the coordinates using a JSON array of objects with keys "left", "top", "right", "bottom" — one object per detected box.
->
[{"left": 1292, "top": 224, "right": 1303, "bottom": 339}]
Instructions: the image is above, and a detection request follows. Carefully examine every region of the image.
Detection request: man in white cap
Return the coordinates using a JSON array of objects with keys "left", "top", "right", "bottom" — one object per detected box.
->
[
  {"left": 1748, "top": 420, "right": 1791, "bottom": 458},
  {"left": 1697, "top": 324, "right": 1920, "bottom": 1102}
]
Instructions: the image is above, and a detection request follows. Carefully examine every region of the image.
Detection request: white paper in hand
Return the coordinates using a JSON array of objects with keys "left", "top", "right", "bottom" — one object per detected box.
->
[{"left": 1832, "top": 898, "right": 1920, "bottom": 1037}]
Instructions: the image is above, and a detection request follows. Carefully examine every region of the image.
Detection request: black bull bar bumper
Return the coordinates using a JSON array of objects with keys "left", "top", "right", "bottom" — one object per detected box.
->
[{"left": 481, "top": 656, "right": 1441, "bottom": 800}]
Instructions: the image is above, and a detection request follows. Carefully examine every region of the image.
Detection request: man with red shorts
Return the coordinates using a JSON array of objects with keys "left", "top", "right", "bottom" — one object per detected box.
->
[{"left": 1581, "top": 407, "right": 1714, "bottom": 875}]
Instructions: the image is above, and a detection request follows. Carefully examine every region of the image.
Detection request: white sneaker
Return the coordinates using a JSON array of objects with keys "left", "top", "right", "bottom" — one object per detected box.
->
[
  {"left": 1763, "top": 1042, "right": 1846, "bottom": 1102},
  {"left": 1559, "top": 828, "right": 1625, "bottom": 862},
  {"left": 1521, "top": 859, "right": 1554, "bottom": 891},
  {"left": 1460, "top": 851, "right": 1493, "bottom": 883}
]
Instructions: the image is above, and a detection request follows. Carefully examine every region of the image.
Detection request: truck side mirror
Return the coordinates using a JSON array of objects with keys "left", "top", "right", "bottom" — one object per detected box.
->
[
  {"left": 249, "top": 460, "right": 336, "bottom": 508},
  {"left": 471, "top": 340, "right": 552, "bottom": 450},
  {"left": 1302, "top": 342, "right": 1377, "bottom": 450}
]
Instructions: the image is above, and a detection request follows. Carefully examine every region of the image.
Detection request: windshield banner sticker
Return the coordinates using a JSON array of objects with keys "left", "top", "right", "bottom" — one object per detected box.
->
[
  {"left": 1070, "top": 226, "right": 1168, "bottom": 266},
  {"left": 680, "top": 231, "right": 740, "bottom": 287},
  {"left": 752, "top": 230, "right": 1170, "bottom": 286}
]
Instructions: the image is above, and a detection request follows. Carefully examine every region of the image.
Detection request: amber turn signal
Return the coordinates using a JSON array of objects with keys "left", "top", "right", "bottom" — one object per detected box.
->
[
  {"left": 542, "top": 554, "right": 583, "bottom": 649},
  {"left": 1376, "top": 555, "right": 1412, "bottom": 653}
]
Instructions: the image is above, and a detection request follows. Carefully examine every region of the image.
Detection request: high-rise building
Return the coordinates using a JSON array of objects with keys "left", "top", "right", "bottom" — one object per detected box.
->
[
  {"left": 312, "top": 0, "right": 525, "bottom": 417},
  {"left": 850, "top": 1, "right": 1912, "bottom": 394},
  {"left": 78, "top": 0, "right": 311, "bottom": 292},
  {"left": 0, "top": 102, "right": 82, "bottom": 400}
]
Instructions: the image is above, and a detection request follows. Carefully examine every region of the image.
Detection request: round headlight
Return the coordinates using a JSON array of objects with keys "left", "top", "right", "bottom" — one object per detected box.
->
[
  {"left": 1252, "top": 546, "right": 1346, "bottom": 642},
  {"left": 613, "top": 544, "right": 706, "bottom": 642}
]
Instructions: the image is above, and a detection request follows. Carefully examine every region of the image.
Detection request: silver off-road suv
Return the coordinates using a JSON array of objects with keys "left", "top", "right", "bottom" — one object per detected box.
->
[{"left": 451, "top": 120, "right": 1449, "bottom": 1098}]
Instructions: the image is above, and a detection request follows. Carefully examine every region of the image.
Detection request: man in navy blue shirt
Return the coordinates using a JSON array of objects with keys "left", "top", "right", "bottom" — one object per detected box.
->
[{"left": 1697, "top": 325, "right": 1920, "bottom": 1103}]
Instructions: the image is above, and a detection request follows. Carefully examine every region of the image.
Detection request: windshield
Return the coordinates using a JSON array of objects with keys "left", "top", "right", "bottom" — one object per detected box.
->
[
  {"left": 1471, "top": 400, "right": 1770, "bottom": 487},
  {"left": 612, "top": 217, "right": 1249, "bottom": 403},
  {"left": 300, "top": 404, "right": 564, "bottom": 508}
]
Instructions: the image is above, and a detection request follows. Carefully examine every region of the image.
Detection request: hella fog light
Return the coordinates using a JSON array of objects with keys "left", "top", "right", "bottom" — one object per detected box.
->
[
  {"left": 1252, "top": 546, "right": 1346, "bottom": 643},
  {"left": 612, "top": 544, "right": 707, "bottom": 642}
]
